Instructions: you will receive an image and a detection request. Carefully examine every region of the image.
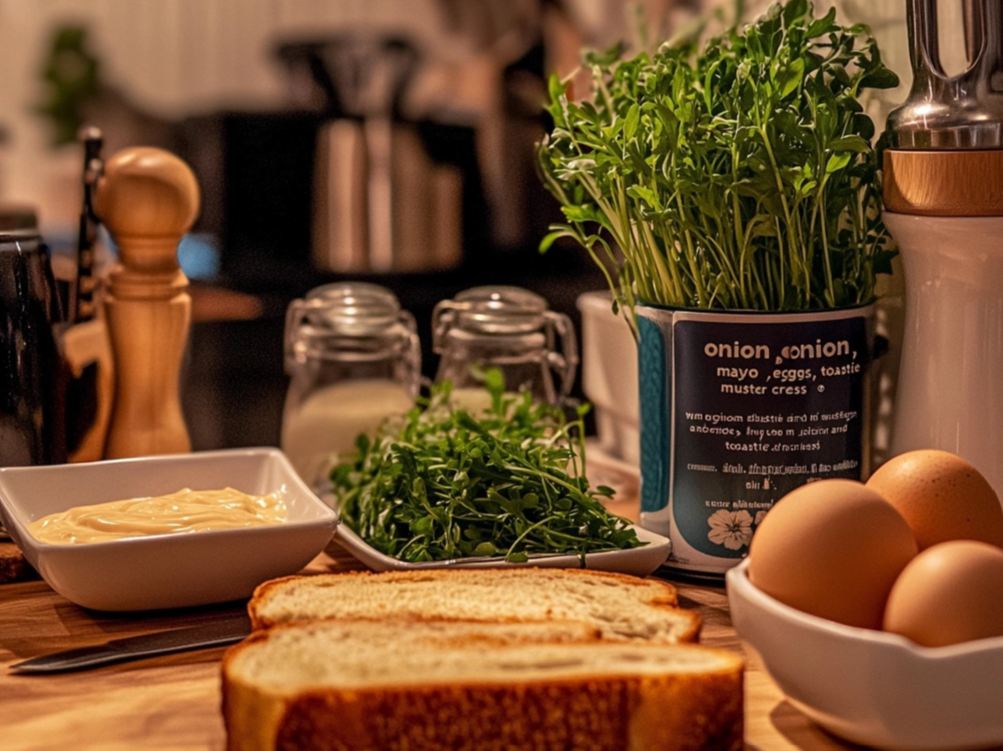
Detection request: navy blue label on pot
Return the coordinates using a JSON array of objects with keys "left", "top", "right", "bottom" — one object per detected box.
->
[{"left": 637, "top": 307, "right": 871, "bottom": 572}]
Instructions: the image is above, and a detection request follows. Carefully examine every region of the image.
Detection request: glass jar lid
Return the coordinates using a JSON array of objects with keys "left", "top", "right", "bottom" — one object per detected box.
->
[
  {"left": 298, "top": 282, "right": 403, "bottom": 336},
  {"left": 435, "top": 285, "right": 550, "bottom": 343},
  {"left": 285, "top": 282, "right": 417, "bottom": 368}
]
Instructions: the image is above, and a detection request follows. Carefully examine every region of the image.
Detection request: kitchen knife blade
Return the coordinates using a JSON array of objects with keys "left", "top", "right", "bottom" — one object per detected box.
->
[{"left": 9, "top": 612, "right": 251, "bottom": 674}]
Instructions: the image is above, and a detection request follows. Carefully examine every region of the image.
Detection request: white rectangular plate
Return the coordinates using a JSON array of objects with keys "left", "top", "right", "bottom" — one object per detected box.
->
[{"left": 332, "top": 524, "right": 671, "bottom": 578}]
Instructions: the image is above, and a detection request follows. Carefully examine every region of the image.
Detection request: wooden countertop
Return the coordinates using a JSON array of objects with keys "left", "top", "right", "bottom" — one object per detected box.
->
[{"left": 0, "top": 540, "right": 859, "bottom": 751}]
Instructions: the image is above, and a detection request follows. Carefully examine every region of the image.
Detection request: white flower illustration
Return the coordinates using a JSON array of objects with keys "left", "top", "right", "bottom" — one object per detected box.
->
[
  {"left": 707, "top": 509, "right": 754, "bottom": 550},
  {"left": 754, "top": 510, "right": 768, "bottom": 525}
]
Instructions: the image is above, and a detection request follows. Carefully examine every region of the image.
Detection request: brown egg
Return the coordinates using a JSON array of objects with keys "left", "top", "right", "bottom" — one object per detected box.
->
[
  {"left": 865, "top": 449, "right": 1003, "bottom": 551},
  {"left": 748, "top": 479, "right": 918, "bottom": 629},
  {"left": 883, "top": 540, "right": 1003, "bottom": 647}
]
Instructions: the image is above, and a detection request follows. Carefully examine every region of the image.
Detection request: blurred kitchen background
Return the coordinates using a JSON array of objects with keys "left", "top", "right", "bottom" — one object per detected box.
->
[{"left": 0, "top": 0, "right": 920, "bottom": 452}]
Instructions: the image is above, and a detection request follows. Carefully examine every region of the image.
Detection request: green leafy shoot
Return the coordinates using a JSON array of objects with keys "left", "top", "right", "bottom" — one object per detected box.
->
[
  {"left": 329, "top": 373, "right": 644, "bottom": 564},
  {"left": 536, "top": 0, "right": 899, "bottom": 321}
]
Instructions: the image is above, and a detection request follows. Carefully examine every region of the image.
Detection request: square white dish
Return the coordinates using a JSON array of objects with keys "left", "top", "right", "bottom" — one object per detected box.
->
[
  {"left": 332, "top": 523, "right": 671, "bottom": 577},
  {"left": 0, "top": 447, "right": 337, "bottom": 612},
  {"left": 726, "top": 557, "right": 1003, "bottom": 751}
]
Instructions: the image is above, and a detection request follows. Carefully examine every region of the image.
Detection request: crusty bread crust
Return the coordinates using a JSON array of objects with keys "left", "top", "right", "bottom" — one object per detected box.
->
[
  {"left": 247, "top": 568, "right": 700, "bottom": 643},
  {"left": 221, "top": 621, "right": 743, "bottom": 751},
  {"left": 272, "top": 672, "right": 744, "bottom": 751}
]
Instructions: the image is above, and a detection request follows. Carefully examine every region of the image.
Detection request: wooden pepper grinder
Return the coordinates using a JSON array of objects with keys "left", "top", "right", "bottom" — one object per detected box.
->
[{"left": 93, "top": 147, "right": 200, "bottom": 458}]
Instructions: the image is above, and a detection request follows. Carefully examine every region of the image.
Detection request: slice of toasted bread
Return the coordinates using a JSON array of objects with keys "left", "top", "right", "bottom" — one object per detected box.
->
[
  {"left": 222, "top": 618, "right": 744, "bottom": 751},
  {"left": 247, "top": 567, "right": 700, "bottom": 643}
]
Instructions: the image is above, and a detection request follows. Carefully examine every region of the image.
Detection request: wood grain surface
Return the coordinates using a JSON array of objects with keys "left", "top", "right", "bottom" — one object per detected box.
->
[
  {"left": 882, "top": 150, "right": 1003, "bottom": 217},
  {"left": 0, "top": 538, "right": 869, "bottom": 751}
]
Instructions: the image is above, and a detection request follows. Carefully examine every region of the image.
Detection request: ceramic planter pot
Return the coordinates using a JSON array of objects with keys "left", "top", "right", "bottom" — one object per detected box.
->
[{"left": 635, "top": 304, "right": 877, "bottom": 578}]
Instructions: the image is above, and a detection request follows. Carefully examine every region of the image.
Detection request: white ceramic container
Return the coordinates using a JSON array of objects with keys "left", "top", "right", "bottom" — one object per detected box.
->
[
  {"left": 727, "top": 558, "right": 1003, "bottom": 751},
  {"left": 576, "top": 290, "right": 640, "bottom": 466},
  {"left": 0, "top": 447, "right": 338, "bottom": 612},
  {"left": 882, "top": 213, "right": 1003, "bottom": 501}
]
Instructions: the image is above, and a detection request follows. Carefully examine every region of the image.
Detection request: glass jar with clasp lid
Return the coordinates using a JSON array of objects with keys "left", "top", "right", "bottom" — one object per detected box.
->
[
  {"left": 281, "top": 282, "right": 421, "bottom": 489},
  {"left": 432, "top": 285, "right": 578, "bottom": 411}
]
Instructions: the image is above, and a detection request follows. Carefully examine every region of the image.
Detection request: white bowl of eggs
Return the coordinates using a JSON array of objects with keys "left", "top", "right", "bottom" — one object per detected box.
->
[
  {"left": 727, "top": 449, "right": 1003, "bottom": 751},
  {"left": 0, "top": 447, "right": 338, "bottom": 612}
]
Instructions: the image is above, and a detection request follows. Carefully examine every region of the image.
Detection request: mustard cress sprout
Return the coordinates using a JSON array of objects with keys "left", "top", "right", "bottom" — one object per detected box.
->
[
  {"left": 330, "top": 371, "right": 643, "bottom": 563},
  {"left": 537, "top": 0, "right": 899, "bottom": 319}
]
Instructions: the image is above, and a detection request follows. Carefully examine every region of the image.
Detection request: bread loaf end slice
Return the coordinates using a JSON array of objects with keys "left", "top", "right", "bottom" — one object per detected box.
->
[{"left": 222, "top": 619, "right": 743, "bottom": 751}]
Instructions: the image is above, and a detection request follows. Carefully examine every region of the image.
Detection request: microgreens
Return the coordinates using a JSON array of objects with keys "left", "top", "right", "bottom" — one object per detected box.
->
[
  {"left": 537, "top": 0, "right": 899, "bottom": 320},
  {"left": 330, "top": 371, "right": 643, "bottom": 563}
]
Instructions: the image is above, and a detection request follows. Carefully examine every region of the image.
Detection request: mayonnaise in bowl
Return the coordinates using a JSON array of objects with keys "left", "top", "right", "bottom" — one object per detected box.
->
[{"left": 27, "top": 487, "right": 288, "bottom": 544}]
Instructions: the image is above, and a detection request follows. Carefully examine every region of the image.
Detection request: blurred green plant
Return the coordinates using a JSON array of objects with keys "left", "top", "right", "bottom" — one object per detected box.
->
[
  {"left": 34, "top": 25, "right": 101, "bottom": 147},
  {"left": 536, "top": 0, "right": 899, "bottom": 320}
]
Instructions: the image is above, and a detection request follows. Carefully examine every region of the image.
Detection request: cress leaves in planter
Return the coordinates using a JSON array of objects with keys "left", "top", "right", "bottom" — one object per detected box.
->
[{"left": 537, "top": 0, "right": 899, "bottom": 316}]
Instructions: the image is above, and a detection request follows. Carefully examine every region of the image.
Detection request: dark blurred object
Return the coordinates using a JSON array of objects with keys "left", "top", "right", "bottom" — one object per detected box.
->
[
  {"left": 180, "top": 109, "right": 325, "bottom": 294},
  {"left": 0, "top": 211, "right": 67, "bottom": 466},
  {"left": 275, "top": 35, "right": 418, "bottom": 118},
  {"left": 283, "top": 35, "right": 471, "bottom": 276},
  {"left": 181, "top": 34, "right": 489, "bottom": 290},
  {"left": 310, "top": 115, "right": 474, "bottom": 275},
  {"left": 0, "top": 203, "right": 36, "bottom": 232}
]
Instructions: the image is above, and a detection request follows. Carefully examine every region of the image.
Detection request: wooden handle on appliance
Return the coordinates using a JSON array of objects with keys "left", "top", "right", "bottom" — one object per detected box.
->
[
  {"left": 95, "top": 147, "right": 200, "bottom": 459},
  {"left": 883, "top": 150, "right": 1003, "bottom": 216}
]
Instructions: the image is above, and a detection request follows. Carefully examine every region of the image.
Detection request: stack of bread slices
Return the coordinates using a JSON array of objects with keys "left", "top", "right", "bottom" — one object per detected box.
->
[{"left": 221, "top": 568, "right": 744, "bottom": 751}]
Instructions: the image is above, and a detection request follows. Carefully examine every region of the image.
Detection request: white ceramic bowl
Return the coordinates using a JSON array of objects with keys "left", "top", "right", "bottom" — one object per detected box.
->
[
  {"left": 726, "top": 558, "right": 1003, "bottom": 751},
  {"left": 0, "top": 447, "right": 338, "bottom": 612}
]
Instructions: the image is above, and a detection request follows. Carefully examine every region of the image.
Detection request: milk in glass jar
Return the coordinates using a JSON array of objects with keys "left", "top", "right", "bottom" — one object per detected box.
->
[{"left": 281, "top": 282, "right": 420, "bottom": 487}]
